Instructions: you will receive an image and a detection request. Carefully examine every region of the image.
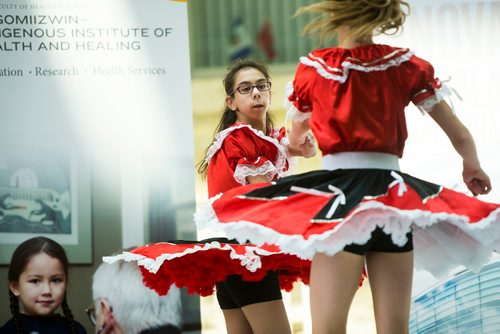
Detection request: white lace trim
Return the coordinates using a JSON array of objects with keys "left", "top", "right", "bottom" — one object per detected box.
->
[
  {"left": 234, "top": 160, "right": 278, "bottom": 185},
  {"left": 204, "top": 123, "right": 289, "bottom": 179},
  {"left": 103, "top": 240, "right": 264, "bottom": 274},
  {"left": 278, "top": 132, "right": 293, "bottom": 177},
  {"left": 284, "top": 81, "right": 313, "bottom": 122},
  {"left": 286, "top": 103, "right": 312, "bottom": 123},
  {"left": 270, "top": 127, "right": 292, "bottom": 169},
  {"left": 342, "top": 50, "right": 414, "bottom": 73},
  {"left": 415, "top": 80, "right": 463, "bottom": 115},
  {"left": 195, "top": 192, "right": 223, "bottom": 230},
  {"left": 279, "top": 135, "right": 290, "bottom": 147},
  {"left": 300, "top": 55, "right": 348, "bottom": 83},
  {"left": 195, "top": 198, "right": 500, "bottom": 277},
  {"left": 300, "top": 49, "right": 414, "bottom": 84},
  {"left": 283, "top": 81, "right": 294, "bottom": 115}
]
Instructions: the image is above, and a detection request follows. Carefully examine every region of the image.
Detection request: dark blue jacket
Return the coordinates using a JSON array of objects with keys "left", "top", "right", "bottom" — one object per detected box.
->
[{"left": 0, "top": 314, "right": 87, "bottom": 334}]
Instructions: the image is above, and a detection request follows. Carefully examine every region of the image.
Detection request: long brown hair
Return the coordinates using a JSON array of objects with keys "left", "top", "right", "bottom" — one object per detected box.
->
[
  {"left": 296, "top": 0, "right": 410, "bottom": 43},
  {"left": 196, "top": 59, "right": 275, "bottom": 178},
  {"left": 8, "top": 237, "right": 79, "bottom": 334}
]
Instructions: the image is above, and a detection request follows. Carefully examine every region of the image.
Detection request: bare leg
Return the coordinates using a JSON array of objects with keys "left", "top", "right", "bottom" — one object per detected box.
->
[
  {"left": 365, "top": 251, "right": 413, "bottom": 334},
  {"left": 310, "top": 252, "right": 365, "bottom": 334},
  {"left": 222, "top": 308, "right": 253, "bottom": 334},
  {"left": 242, "top": 299, "right": 291, "bottom": 334}
]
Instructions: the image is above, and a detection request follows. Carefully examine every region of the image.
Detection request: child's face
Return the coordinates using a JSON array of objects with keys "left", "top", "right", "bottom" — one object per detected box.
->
[
  {"left": 9, "top": 252, "right": 67, "bottom": 316},
  {"left": 227, "top": 67, "right": 271, "bottom": 126}
]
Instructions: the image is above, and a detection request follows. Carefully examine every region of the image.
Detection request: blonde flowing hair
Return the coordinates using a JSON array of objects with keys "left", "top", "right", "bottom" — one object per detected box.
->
[{"left": 296, "top": 0, "right": 410, "bottom": 43}]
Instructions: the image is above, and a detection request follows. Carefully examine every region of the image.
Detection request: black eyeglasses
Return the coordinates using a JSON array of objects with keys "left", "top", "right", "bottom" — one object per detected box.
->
[
  {"left": 85, "top": 304, "right": 97, "bottom": 325},
  {"left": 232, "top": 81, "right": 271, "bottom": 95}
]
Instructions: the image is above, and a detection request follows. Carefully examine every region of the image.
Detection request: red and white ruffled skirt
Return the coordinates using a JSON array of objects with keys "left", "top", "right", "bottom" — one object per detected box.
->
[
  {"left": 195, "top": 153, "right": 500, "bottom": 279},
  {"left": 104, "top": 238, "right": 310, "bottom": 297}
]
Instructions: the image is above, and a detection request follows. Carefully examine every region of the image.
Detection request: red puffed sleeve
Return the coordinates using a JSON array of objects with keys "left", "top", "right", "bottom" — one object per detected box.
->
[
  {"left": 285, "top": 59, "right": 317, "bottom": 122},
  {"left": 206, "top": 124, "right": 289, "bottom": 197},
  {"left": 408, "top": 56, "right": 448, "bottom": 114}
]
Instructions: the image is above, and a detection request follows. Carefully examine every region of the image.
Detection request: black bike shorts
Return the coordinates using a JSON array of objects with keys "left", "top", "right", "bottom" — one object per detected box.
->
[
  {"left": 343, "top": 226, "right": 413, "bottom": 255},
  {"left": 216, "top": 271, "right": 283, "bottom": 309}
]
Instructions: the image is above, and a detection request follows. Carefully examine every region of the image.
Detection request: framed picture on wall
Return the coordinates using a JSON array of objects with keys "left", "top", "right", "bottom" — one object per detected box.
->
[{"left": 0, "top": 143, "right": 92, "bottom": 264}]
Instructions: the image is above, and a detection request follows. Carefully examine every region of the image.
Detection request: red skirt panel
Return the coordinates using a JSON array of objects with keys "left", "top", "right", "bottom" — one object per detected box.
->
[
  {"left": 196, "top": 169, "right": 500, "bottom": 279},
  {"left": 104, "top": 240, "right": 310, "bottom": 297}
]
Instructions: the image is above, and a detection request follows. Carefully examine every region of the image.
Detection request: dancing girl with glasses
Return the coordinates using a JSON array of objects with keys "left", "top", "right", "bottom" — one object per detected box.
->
[{"left": 196, "top": 59, "right": 315, "bottom": 334}]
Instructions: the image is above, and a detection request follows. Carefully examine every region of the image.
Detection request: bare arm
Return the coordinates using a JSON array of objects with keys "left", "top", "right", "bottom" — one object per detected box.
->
[
  {"left": 428, "top": 101, "right": 491, "bottom": 196},
  {"left": 288, "top": 118, "right": 316, "bottom": 158},
  {"left": 245, "top": 119, "right": 316, "bottom": 183},
  {"left": 246, "top": 174, "right": 269, "bottom": 184},
  {"left": 247, "top": 119, "right": 316, "bottom": 183}
]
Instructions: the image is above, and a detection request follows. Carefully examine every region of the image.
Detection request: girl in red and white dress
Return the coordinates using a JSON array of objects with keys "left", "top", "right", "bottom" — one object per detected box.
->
[
  {"left": 196, "top": 59, "right": 314, "bottom": 334},
  {"left": 195, "top": 1, "right": 500, "bottom": 333},
  {"left": 105, "top": 59, "right": 314, "bottom": 334}
]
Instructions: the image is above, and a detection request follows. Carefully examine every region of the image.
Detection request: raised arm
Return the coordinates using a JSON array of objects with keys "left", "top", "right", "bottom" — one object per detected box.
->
[{"left": 428, "top": 101, "right": 491, "bottom": 196}]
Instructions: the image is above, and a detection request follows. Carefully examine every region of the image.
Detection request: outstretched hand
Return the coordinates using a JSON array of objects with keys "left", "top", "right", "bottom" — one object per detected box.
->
[
  {"left": 463, "top": 165, "right": 491, "bottom": 196},
  {"left": 289, "top": 131, "right": 316, "bottom": 158}
]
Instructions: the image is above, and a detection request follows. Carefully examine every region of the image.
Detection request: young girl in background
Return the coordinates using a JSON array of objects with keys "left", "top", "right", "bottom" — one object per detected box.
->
[
  {"left": 196, "top": 1, "right": 500, "bottom": 333},
  {"left": 1, "top": 236, "right": 86, "bottom": 334}
]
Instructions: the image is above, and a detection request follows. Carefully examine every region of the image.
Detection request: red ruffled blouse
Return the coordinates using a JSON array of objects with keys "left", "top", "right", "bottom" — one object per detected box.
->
[
  {"left": 206, "top": 123, "right": 290, "bottom": 197},
  {"left": 286, "top": 44, "right": 447, "bottom": 158}
]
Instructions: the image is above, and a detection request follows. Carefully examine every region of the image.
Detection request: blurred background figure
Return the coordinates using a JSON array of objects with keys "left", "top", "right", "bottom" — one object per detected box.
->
[
  {"left": 257, "top": 19, "right": 277, "bottom": 62},
  {"left": 228, "top": 17, "right": 254, "bottom": 62}
]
